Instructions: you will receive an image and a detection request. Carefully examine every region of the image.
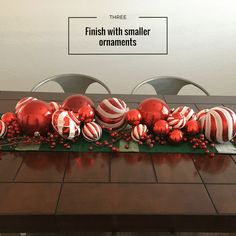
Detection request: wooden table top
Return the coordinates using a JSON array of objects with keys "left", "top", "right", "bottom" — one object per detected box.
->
[{"left": 0, "top": 91, "right": 236, "bottom": 233}]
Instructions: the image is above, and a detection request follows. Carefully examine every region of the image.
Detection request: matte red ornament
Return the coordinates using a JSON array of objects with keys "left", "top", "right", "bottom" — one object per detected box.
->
[
  {"left": 169, "top": 129, "right": 183, "bottom": 143},
  {"left": 126, "top": 109, "right": 142, "bottom": 126},
  {"left": 138, "top": 98, "right": 170, "bottom": 127},
  {"left": 62, "top": 94, "right": 94, "bottom": 113},
  {"left": 17, "top": 100, "right": 52, "bottom": 136},
  {"left": 153, "top": 120, "right": 170, "bottom": 135},
  {"left": 1, "top": 112, "right": 17, "bottom": 125},
  {"left": 185, "top": 120, "right": 201, "bottom": 135},
  {"left": 78, "top": 105, "right": 95, "bottom": 123}
]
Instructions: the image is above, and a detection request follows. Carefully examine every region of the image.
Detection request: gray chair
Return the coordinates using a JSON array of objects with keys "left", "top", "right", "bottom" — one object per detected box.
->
[
  {"left": 31, "top": 73, "right": 111, "bottom": 94},
  {"left": 131, "top": 76, "right": 210, "bottom": 95}
]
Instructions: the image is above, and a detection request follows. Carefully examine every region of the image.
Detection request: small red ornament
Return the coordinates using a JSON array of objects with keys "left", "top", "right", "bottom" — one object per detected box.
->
[
  {"left": 126, "top": 109, "right": 142, "bottom": 126},
  {"left": 138, "top": 98, "right": 170, "bottom": 127},
  {"left": 167, "top": 112, "right": 186, "bottom": 129},
  {"left": 153, "top": 120, "right": 170, "bottom": 135},
  {"left": 78, "top": 105, "right": 95, "bottom": 123},
  {"left": 15, "top": 97, "right": 38, "bottom": 113},
  {"left": 131, "top": 124, "right": 148, "bottom": 142},
  {"left": 172, "top": 106, "right": 196, "bottom": 121},
  {"left": 96, "top": 97, "right": 129, "bottom": 130},
  {"left": 82, "top": 121, "right": 102, "bottom": 142},
  {"left": 49, "top": 101, "right": 61, "bottom": 113},
  {"left": 62, "top": 94, "right": 94, "bottom": 113},
  {"left": 169, "top": 129, "right": 184, "bottom": 143},
  {"left": 0, "top": 120, "right": 7, "bottom": 138},
  {"left": 52, "top": 109, "right": 81, "bottom": 140},
  {"left": 17, "top": 100, "right": 52, "bottom": 136},
  {"left": 185, "top": 120, "right": 201, "bottom": 135},
  {"left": 1, "top": 112, "right": 17, "bottom": 125}
]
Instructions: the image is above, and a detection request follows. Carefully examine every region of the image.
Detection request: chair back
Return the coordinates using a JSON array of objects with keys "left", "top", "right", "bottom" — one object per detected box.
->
[
  {"left": 31, "top": 74, "right": 111, "bottom": 94},
  {"left": 131, "top": 76, "right": 209, "bottom": 95}
]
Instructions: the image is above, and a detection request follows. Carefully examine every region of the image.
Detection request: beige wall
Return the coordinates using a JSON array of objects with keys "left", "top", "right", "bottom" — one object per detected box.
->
[{"left": 0, "top": 0, "right": 236, "bottom": 95}]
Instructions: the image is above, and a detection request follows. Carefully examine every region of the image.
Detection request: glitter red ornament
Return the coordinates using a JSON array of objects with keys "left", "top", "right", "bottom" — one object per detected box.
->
[
  {"left": 169, "top": 129, "right": 184, "bottom": 143},
  {"left": 153, "top": 120, "right": 170, "bottom": 135},
  {"left": 131, "top": 124, "right": 148, "bottom": 142},
  {"left": 78, "top": 105, "right": 95, "bottom": 123},
  {"left": 185, "top": 120, "right": 201, "bottom": 135},
  {"left": 138, "top": 98, "right": 170, "bottom": 127},
  {"left": 126, "top": 109, "right": 142, "bottom": 126},
  {"left": 17, "top": 100, "right": 52, "bottom": 136},
  {"left": 62, "top": 94, "right": 94, "bottom": 113}
]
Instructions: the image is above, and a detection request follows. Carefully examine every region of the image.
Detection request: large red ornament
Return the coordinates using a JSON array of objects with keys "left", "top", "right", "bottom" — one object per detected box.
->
[
  {"left": 52, "top": 109, "right": 80, "bottom": 140},
  {"left": 167, "top": 112, "right": 186, "bottom": 129},
  {"left": 126, "top": 109, "right": 142, "bottom": 126},
  {"left": 153, "top": 120, "right": 170, "bottom": 135},
  {"left": 96, "top": 97, "right": 129, "bottom": 130},
  {"left": 169, "top": 129, "right": 183, "bottom": 143},
  {"left": 82, "top": 121, "right": 102, "bottom": 142},
  {"left": 1, "top": 112, "right": 17, "bottom": 125},
  {"left": 131, "top": 124, "right": 148, "bottom": 142},
  {"left": 185, "top": 120, "right": 201, "bottom": 135},
  {"left": 17, "top": 100, "right": 52, "bottom": 136},
  {"left": 78, "top": 105, "right": 95, "bottom": 123},
  {"left": 62, "top": 94, "right": 94, "bottom": 113},
  {"left": 138, "top": 98, "right": 170, "bottom": 127},
  {"left": 15, "top": 97, "right": 38, "bottom": 113},
  {"left": 198, "top": 106, "right": 236, "bottom": 143}
]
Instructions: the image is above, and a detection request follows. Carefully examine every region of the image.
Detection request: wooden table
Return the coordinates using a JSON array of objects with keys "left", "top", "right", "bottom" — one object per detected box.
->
[{"left": 0, "top": 91, "right": 236, "bottom": 233}]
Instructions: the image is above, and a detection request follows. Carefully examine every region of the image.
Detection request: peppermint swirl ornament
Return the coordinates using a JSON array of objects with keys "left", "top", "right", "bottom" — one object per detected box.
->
[
  {"left": 96, "top": 97, "right": 129, "bottom": 130},
  {"left": 52, "top": 110, "right": 81, "bottom": 140},
  {"left": 82, "top": 122, "right": 102, "bottom": 142},
  {"left": 198, "top": 106, "right": 236, "bottom": 143},
  {"left": 131, "top": 124, "right": 148, "bottom": 142},
  {"left": 15, "top": 97, "right": 38, "bottom": 113},
  {"left": 167, "top": 112, "right": 186, "bottom": 129},
  {"left": 172, "top": 106, "right": 196, "bottom": 121}
]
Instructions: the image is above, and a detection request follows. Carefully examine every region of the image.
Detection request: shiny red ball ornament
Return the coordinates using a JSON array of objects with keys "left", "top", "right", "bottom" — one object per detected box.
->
[
  {"left": 185, "top": 120, "right": 201, "bottom": 135},
  {"left": 62, "top": 94, "right": 94, "bottom": 113},
  {"left": 126, "top": 109, "right": 142, "bottom": 126},
  {"left": 78, "top": 105, "right": 95, "bottom": 123},
  {"left": 17, "top": 100, "right": 52, "bottom": 136},
  {"left": 138, "top": 98, "right": 170, "bottom": 127},
  {"left": 153, "top": 120, "right": 170, "bottom": 135},
  {"left": 1, "top": 112, "right": 17, "bottom": 125},
  {"left": 169, "top": 129, "right": 184, "bottom": 143}
]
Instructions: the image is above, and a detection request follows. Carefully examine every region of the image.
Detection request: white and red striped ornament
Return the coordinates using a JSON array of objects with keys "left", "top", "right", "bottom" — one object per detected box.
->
[
  {"left": 0, "top": 120, "right": 7, "bottom": 138},
  {"left": 82, "top": 122, "right": 102, "bottom": 142},
  {"left": 15, "top": 97, "right": 38, "bottom": 113},
  {"left": 172, "top": 106, "right": 196, "bottom": 121},
  {"left": 96, "top": 97, "right": 129, "bottom": 130},
  {"left": 196, "top": 109, "right": 209, "bottom": 121},
  {"left": 131, "top": 124, "right": 148, "bottom": 142},
  {"left": 49, "top": 101, "right": 61, "bottom": 113},
  {"left": 167, "top": 112, "right": 186, "bottom": 129},
  {"left": 52, "top": 109, "right": 81, "bottom": 140},
  {"left": 199, "top": 106, "right": 236, "bottom": 143}
]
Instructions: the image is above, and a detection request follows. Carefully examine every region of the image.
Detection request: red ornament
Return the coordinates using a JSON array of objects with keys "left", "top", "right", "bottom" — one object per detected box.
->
[
  {"left": 0, "top": 120, "right": 7, "bottom": 138},
  {"left": 153, "top": 120, "right": 170, "bottom": 135},
  {"left": 198, "top": 106, "right": 236, "bottom": 143},
  {"left": 78, "top": 105, "right": 95, "bottom": 123},
  {"left": 169, "top": 129, "right": 183, "bottom": 143},
  {"left": 1, "top": 112, "right": 17, "bottom": 125},
  {"left": 15, "top": 97, "right": 38, "bottom": 113},
  {"left": 185, "top": 120, "right": 201, "bottom": 135},
  {"left": 172, "top": 106, "right": 196, "bottom": 121},
  {"left": 96, "top": 97, "right": 129, "bottom": 130},
  {"left": 82, "top": 121, "right": 102, "bottom": 142},
  {"left": 17, "top": 100, "right": 52, "bottom": 136},
  {"left": 126, "top": 109, "right": 142, "bottom": 126},
  {"left": 49, "top": 101, "right": 61, "bottom": 113},
  {"left": 167, "top": 112, "right": 186, "bottom": 129},
  {"left": 62, "top": 94, "right": 94, "bottom": 113},
  {"left": 52, "top": 109, "right": 81, "bottom": 140},
  {"left": 138, "top": 98, "right": 170, "bottom": 127},
  {"left": 131, "top": 124, "right": 148, "bottom": 142}
]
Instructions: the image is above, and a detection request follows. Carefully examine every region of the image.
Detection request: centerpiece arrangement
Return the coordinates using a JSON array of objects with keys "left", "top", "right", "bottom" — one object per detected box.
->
[{"left": 0, "top": 94, "right": 235, "bottom": 156}]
